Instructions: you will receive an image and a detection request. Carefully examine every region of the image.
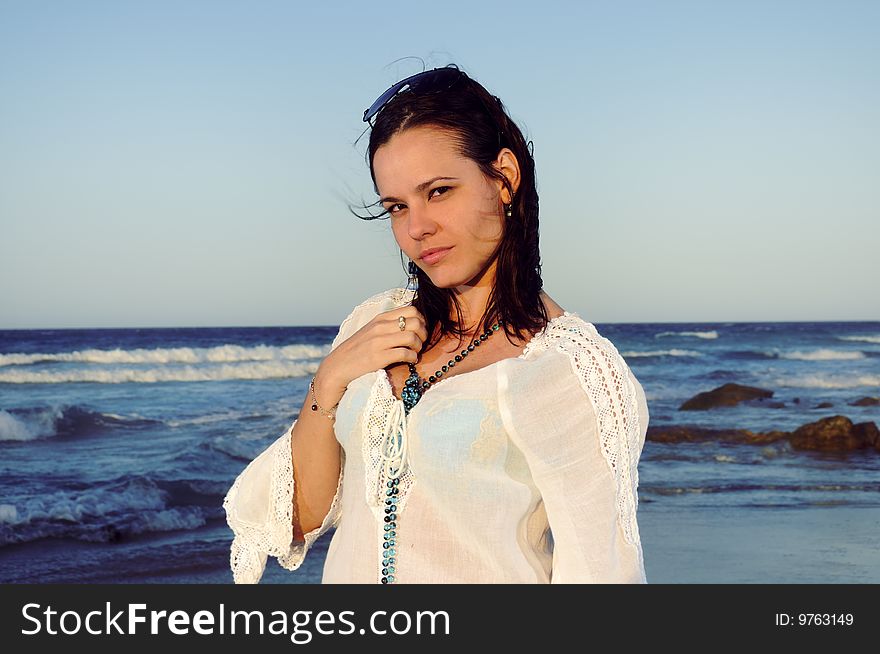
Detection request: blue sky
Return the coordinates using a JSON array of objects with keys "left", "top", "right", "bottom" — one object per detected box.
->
[{"left": 1, "top": 0, "right": 877, "bottom": 328}]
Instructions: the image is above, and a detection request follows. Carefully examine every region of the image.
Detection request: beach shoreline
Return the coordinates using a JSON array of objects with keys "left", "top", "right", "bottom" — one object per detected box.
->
[
  {"left": 640, "top": 503, "right": 880, "bottom": 583},
  {"left": 3, "top": 505, "right": 879, "bottom": 584}
]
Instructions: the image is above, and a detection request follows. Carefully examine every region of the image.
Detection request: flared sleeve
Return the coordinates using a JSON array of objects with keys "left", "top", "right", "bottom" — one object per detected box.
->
[
  {"left": 497, "top": 320, "right": 649, "bottom": 583},
  {"left": 221, "top": 299, "right": 366, "bottom": 583},
  {"left": 221, "top": 419, "right": 345, "bottom": 584},
  {"left": 221, "top": 286, "right": 416, "bottom": 584}
]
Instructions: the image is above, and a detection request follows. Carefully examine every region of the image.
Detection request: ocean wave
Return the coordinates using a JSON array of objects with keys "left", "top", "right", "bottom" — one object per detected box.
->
[
  {"left": 620, "top": 348, "right": 703, "bottom": 358},
  {"left": 779, "top": 349, "right": 866, "bottom": 361},
  {"left": 654, "top": 330, "right": 719, "bottom": 339},
  {"left": 719, "top": 347, "right": 858, "bottom": 361},
  {"left": 0, "top": 405, "right": 160, "bottom": 441},
  {"left": 0, "top": 342, "right": 328, "bottom": 367},
  {"left": 769, "top": 373, "right": 880, "bottom": 389},
  {"left": 705, "top": 369, "right": 739, "bottom": 380},
  {"left": 837, "top": 334, "right": 880, "bottom": 344},
  {"left": 201, "top": 436, "right": 268, "bottom": 462},
  {"left": 722, "top": 350, "right": 779, "bottom": 360},
  {"left": 165, "top": 409, "right": 272, "bottom": 428},
  {"left": 0, "top": 360, "right": 319, "bottom": 384},
  {"left": 643, "top": 481, "right": 880, "bottom": 496},
  {"left": 0, "top": 475, "right": 219, "bottom": 547}
]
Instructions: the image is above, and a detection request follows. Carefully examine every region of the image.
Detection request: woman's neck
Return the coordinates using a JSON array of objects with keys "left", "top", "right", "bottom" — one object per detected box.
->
[{"left": 448, "top": 265, "right": 496, "bottom": 330}]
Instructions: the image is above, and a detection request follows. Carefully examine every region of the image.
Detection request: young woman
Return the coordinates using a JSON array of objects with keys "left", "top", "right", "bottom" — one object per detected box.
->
[{"left": 223, "top": 64, "right": 650, "bottom": 584}]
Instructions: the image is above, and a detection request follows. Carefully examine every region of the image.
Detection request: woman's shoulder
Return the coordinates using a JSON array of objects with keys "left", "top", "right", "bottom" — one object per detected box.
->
[
  {"left": 520, "top": 310, "right": 594, "bottom": 360},
  {"left": 519, "top": 312, "right": 643, "bottom": 404},
  {"left": 348, "top": 286, "right": 414, "bottom": 323},
  {"left": 357, "top": 286, "right": 414, "bottom": 310},
  {"left": 331, "top": 286, "right": 413, "bottom": 351},
  {"left": 507, "top": 312, "right": 649, "bottom": 460}
]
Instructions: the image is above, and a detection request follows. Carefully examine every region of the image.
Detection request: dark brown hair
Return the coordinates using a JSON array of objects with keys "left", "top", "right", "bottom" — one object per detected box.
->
[{"left": 350, "top": 64, "right": 548, "bottom": 353}]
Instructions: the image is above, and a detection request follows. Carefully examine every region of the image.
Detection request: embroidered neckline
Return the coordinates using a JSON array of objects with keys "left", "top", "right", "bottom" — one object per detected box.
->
[{"left": 383, "top": 286, "right": 583, "bottom": 404}]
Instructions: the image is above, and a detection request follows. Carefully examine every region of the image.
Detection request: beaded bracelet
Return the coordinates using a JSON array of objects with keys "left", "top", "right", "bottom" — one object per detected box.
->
[{"left": 309, "top": 375, "right": 339, "bottom": 420}]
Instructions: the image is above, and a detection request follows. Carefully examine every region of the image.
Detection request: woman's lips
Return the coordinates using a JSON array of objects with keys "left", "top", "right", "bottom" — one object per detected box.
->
[{"left": 421, "top": 247, "right": 452, "bottom": 265}]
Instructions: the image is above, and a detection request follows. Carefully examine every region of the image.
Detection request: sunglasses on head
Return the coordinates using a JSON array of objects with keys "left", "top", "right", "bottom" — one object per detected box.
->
[{"left": 362, "top": 65, "right": 466, "bottom": 124}]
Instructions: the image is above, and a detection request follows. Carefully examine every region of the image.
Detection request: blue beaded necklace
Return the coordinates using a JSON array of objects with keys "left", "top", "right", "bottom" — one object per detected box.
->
[
  {"left": 380, "top": 319, "right": 503, "bottom": 584},
  {"left": 399, "top": 320, "right": 504, "bottom": 412}
]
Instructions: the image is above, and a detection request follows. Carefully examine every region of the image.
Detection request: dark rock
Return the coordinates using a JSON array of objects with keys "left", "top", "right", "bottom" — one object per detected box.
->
[
  {"left": 815, "top": 402, "right": 834, "bottom": 409},
  {"left": 647, "top": 425, "right": 786, "bottom": 445},
  {"left": 788, "top": 416, "right": 875, "bottom": 451},
  {"left": 679, "top": 383, "right": 774, "bottom": 410},
  {"left": 647, "top": 416, "right": 879, "bottom": 454},
  {"left": 853, "top": 421, "right": 880, "bottom": 450},
  {"left": 849, "top": 396, "right": 880, "bottom": 406}
]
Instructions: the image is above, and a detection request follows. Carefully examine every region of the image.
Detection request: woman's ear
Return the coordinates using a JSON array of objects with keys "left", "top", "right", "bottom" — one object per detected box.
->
[{"left": 494, "top": 148, "right": 521, "bottom": 204}]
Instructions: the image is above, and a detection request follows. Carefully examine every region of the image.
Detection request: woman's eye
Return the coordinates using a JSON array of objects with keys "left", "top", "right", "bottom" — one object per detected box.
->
[{"left": 387, "top": 187, "right": 449, "bottom": 215}]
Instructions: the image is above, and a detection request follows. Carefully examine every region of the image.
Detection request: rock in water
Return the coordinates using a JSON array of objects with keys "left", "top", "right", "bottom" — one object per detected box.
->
[
  {"left": 679, "top": 382, "right": 774, "bottom": 410},
  {"left": 789, "top": 416, "right": 880, "bottom": 451}
]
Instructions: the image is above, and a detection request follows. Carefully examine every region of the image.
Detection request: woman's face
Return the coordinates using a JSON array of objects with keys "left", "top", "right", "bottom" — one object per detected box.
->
[{"left": 373, "top": 125, "right": 516, "bottom": 292}]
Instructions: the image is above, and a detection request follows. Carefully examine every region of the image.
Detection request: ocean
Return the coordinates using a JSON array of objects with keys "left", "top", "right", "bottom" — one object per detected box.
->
[{"left": 1, "top": 319, "right": 878, "bottom": 584}]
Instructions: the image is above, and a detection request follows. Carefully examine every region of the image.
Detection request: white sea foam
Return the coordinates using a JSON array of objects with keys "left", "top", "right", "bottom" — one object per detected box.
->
[
  {"left": 837, "top": 334, "right": 880, "bottom": 344},
  {"left": 0, "top": 408, "right": 63, "bottom": 441},
  {"left": 779, "top": 349, "right": 866, "bottom": 361},
  {"left": 3, "top": 477, "right": 167, "bottom": 526},
  {"left": 0, "top": 478, "right": 208, "bottom": 544},
  {"left": 0, "top": 504, "right": 18, "bottom": 523},
  {"left": 621, "top": 348, "right": 703, "bottom": 358},
  {"left": 654, "top": 330, "right": 719, "bottom": 339},
  {"left": 769, "top": 374, "right": 880, "bottom": 389},
  {"left": 0, "top": 360, "right": 319, "bottom": 384},
  {"left": 0, "top": 343, "right": 328, "bottom": 367},
  {"left": 129, "top": 507, "right": 206, "bottom": 534}
]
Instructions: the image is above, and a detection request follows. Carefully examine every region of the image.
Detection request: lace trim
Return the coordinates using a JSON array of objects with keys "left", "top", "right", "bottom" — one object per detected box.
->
[
  {"left": 360, "top": 287, "right": 416, "bottom": 583},
  {"left": 334, "top": 287, "right": 415, "bottom": 349},
  {"left": 523, "top": 313, "right": 646, "bottom": 582},
  {"left": 344, "top": 287, "right": 419, "bottom": 583},
  {"left": 222, "top": 424, "right": 344, "bottom": 584},
  {"left": 362, "top": 372, "right": 417, "bottom": 583}
]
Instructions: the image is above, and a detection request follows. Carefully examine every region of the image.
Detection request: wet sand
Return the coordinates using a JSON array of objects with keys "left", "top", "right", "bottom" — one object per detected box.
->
[
  {"left": 3, "top": 504, "right": 879, "bottom": 584},
  {"left": 639, "top": 504, "right": 880, "bottom": 583}
]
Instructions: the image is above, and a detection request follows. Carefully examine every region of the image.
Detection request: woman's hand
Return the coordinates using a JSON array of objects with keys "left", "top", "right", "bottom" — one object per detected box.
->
[{"left": 315, "top": 306, "right": 429, "bottom": 400}]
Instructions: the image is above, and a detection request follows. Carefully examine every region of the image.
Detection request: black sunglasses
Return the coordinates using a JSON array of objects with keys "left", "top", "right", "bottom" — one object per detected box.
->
[{"left": 362, "top": 66, "right": 466, "bottom": 124}]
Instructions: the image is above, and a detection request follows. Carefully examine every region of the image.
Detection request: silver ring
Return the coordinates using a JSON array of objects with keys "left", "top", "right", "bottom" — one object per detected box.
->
[{"left": 398, "top": 315, "right": 406, "bottom": 331}]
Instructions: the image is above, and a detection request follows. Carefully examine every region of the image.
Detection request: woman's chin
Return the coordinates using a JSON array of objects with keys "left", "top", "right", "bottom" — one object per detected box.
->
[{"left": 426, "top": 278, "right": 478, "bottom": 292}]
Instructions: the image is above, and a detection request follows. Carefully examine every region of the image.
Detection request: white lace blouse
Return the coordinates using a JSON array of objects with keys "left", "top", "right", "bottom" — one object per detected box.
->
[{"left": 222, "top": 287, "right": 650, "bottom": 584}]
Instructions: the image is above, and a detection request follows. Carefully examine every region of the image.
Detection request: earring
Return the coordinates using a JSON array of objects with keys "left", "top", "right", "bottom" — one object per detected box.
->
[
  {"left": 503, "top": 203, "right": 512, "bottom": 218},
  {"left": 406, "top": 259, "right": 419, "bottom": 292}
]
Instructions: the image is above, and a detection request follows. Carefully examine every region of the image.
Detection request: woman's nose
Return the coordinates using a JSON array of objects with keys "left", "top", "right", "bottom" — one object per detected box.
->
[{"left": 407, "top": 203, "right": 437, "bottom": 240}]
